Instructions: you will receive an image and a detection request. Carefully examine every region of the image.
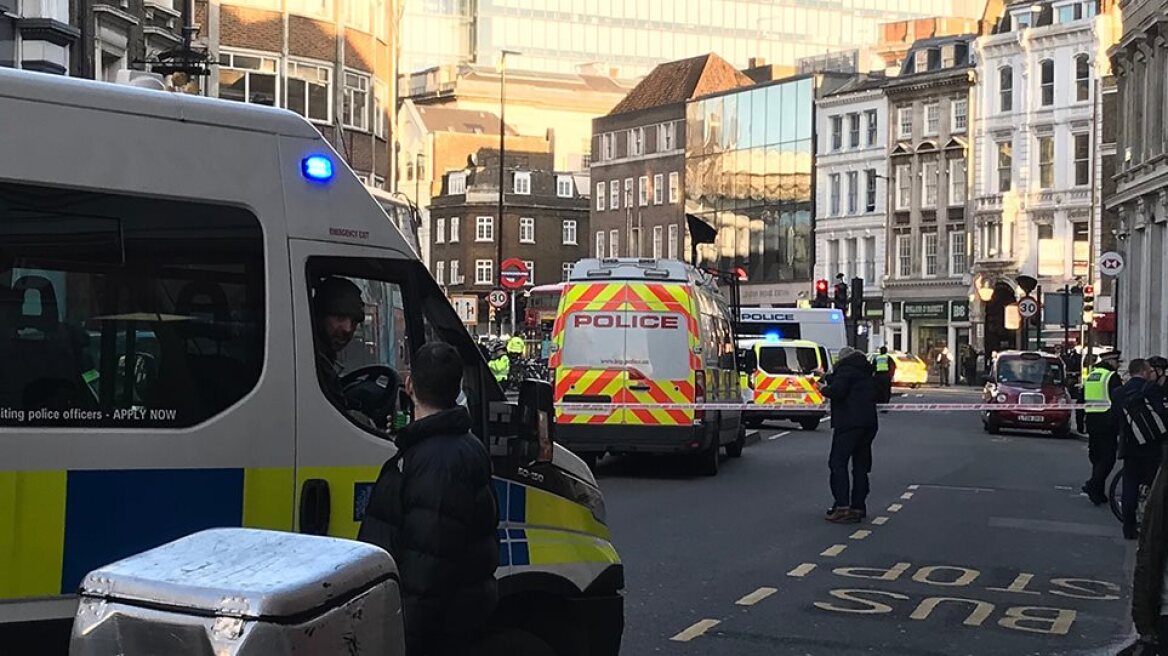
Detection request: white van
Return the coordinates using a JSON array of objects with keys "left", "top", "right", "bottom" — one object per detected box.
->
[{"left": 0, "top": 69, "right": 622, "bottom": 655}]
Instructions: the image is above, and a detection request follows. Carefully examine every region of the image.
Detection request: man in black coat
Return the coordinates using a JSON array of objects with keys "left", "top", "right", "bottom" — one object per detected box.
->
[
  {"left": 821, "top": 346, "right": 879, "bottom": 524},
  {"left": 358, "top": 342, "right": 499, "bottom": 655},
  {"left": 1115, "top": 358, "right": 1168, "bottom": 540}
]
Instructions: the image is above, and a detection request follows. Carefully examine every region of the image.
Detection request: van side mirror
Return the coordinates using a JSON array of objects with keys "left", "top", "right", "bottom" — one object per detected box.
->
[{"left": 515, "top": 379, "right": 554, "bottom": 462}]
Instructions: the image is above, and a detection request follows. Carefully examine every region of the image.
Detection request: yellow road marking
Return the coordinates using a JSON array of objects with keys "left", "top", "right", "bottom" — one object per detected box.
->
[
  {"left": 871, "top": 516, "right": 890, "bottom": 525},
  {"left": 887, "top": 504, "right": 903, "bottom": 512},
  {"left": 850, "top": 530, "right": 872, "bottom": 540},
  {"left": 670, "top": 619, "right": 720, "bottom": 642},
  {"left": 821, "top": 544, "right": 848, "bottom": 557},
  {"left": 788, "top": 563, "right": 817, "bottom": 577},
  {"left": 736, "top": 587, "right": 778, "bottom": 606}
]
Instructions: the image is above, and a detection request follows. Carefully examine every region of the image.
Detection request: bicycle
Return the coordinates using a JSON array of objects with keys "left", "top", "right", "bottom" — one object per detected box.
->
[{"left": 1109, "top": 470, "right": 1151, "bottom": 527}]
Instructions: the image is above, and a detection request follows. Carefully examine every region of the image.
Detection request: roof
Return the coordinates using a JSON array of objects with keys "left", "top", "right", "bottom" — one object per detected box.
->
[
  {"left": 607, "top": 53, "right": 755, "bottom": 117},
  {"left": 739, "top": 338, "right": 824, "bottom": 349},
  {"left": 0, "top": 67, "right": 318, "bottom": 138},
  {"left": 415, "top": 105, "right": 517, "bottom": 135},
  {"left": 823, "top": 74, "right": 888, "bottom": 97}
]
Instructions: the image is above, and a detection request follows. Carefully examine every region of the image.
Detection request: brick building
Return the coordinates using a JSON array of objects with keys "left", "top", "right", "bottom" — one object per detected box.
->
[{"left": 429, "top": 152, "right": 589, "bottom": 335}]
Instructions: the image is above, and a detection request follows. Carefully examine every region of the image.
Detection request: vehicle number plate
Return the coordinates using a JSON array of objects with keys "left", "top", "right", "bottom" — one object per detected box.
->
[{"left": 1019, "top": 415, "right": 1045, "bottom": 423}]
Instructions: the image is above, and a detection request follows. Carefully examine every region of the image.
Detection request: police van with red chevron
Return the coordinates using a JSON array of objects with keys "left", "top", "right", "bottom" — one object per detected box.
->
[{"left": 550, "top": 259, "right": 746, "bottom": 475}]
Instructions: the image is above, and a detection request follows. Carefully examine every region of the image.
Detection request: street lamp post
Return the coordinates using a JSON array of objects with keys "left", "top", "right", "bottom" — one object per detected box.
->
[{"left": 497, "top": 49, "right": 521, "bottom": 337}]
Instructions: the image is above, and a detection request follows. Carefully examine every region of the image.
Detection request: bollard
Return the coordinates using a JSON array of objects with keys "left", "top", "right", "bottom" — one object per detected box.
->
[{"left": 69, "top": 528, "right": 404, "bottom": 656}]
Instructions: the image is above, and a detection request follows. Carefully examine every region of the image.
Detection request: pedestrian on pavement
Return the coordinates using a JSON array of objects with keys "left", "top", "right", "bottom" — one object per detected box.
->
[
  {"left": 1130, "top": 452, "right": 1168, "bottom": 654},
  {"left": 1115, "top": 358, "right": 1168, "bottom": 540},
  {"left": 871, "top": 346, "right": 895, "bottom": 407},
  {"left": 936, "top": 348, "right": 951, "bottom": 387},
  {"left": 358, "top": 342, "right": 499, "bottom": 656},
  {"left": 821, "top": 346, "right": 879, "bottom": 524},
  {"left": 1081, "top": 350, "right": 1123, "bottom": 506}
]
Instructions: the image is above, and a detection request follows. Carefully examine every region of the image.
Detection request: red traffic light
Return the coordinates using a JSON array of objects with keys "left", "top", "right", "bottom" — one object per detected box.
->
[
  {"left": 815, "top": 279, "right": 829, "bottom": 294},
  {"left": 1084, "top": 284, "right": 1094, "bottom": 296},
  {"left": 735, "top": 266, "right": 748, "bottom": 281}
]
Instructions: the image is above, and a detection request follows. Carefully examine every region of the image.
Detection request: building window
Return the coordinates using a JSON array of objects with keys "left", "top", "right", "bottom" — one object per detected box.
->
[
  {"left": 949, "top": 159, "right": 966, "bottom": 206},
  {"left": 949, "top": 231, "right": 967, "bottom": 276},
  {"left": 1038, "top": 136, "right": 1054, "bottom": 189},
  {"left": 997, "top": 141, "right": 1013, "bottom": 192},
  {"left": 898, "top": 107, "right": 912, "bottom": 140},
  {"left": 219, "top": 51, "right": 278, "bottom": 106},
  {"left": 519, "top": 217, "right": 535, "bottom": 243},
  {"left": 449, "top": 217, "right": 460, "bottom": 243},
  {"left": 652, "top": 225, "right": 663, "bottom": 258},
  {"left": 449, "top": 172, "right": 466, "bottom": 195},
  {"left": 923, "top": 161, "right": 938, "bottom": 208},
  {"left": 562, "top": 219, "right": 577, "bottom": 245},
  {"left": 668, "top": 172, "right": 680, "bottom": 203},
  {"left": 924, "top": 102, "right": 940, "bottom": 136},
  {"left": 865, "top": 169, "right": 877, "bottom": 213},
  {"left": 523, "top": 261, "right": 534, "bottom": 285},
  {"left": 596, "top": 182, "right": 605, "bottom": 210},
  {"left": 557, "top": 175, "right": 574, "bottom": 198},
  {"left": 595, "top": 231, "right": 605, "bottom": 257},
  {"left": 1040, "top": 59, "right": 1054, "bottom": 107},
  {"left": 864, "top": 236, "right": 877, "bottom": 282},
  {"left": 450, "top": 259, "right": 460, "bottom": 285},
  {"left": 897, "top": 234, "right": 912, "bottom": 278},
  {"left": 372, "top": 79, "right": 388, "bottom": 138},
  {"left": 610, "top": 180, "right": 620, "bottom": 209},
  {"left": 638, "top": 176, "right": 648, "bottom": 206},
  {"left": 435, "top": 217, "right": 445, "bottom": 244},
  {"left": 831, "top": 115, "right": 843, "bottom": 151},
  {"left": 1038, "top": 223, "right": 1061, "bottom": 276},
  {"left": 476, "top": 216, "right": 494, "bottom": 242},
  {"left": 659, "top": 122, "right": 676, "bottom": 151},
  {"left": 372, "top": 0, "right": 387, "bottom": 38},
  {"left": 514, "top": 171, "right": 531, "bottom": 195},
  {"left": 848, "top": 113, "right": 861, "bottom": 148},
  {"left": 1073, "top": 221, "right": 1090, "bottom": 275},
  {"left": 999, "top": 66, "right": 1013, "bottom": 112},
  {"left": 602, "top": 133, "right": 615, "bottom": 160},
  {"left": 952, "top": 98, "right": 967, "bottom": 132},
  {"left": 562, "top": 262, "right": 574, "bottom": 281},
  {"left": 896, "top": 164, "right": 911, "bottom": 210},
  {"left": 827, "top": 240, "right": 839, "bottom": 278},
  {"left": 435, "top": 260, "right": 445, "bottom": 285},
  {"left": 609, "top": 229, "right": 619, "bottom": 257},
  {"left": 846, "top": 171, "right": 858, "bottom": 215},
  {"left": 653, "top": 174, "right": 664, "bottom": 205},
  {"left": 286, "top": 60, "right": 331, "bottom": 123},
  {"left": 1075, "top": 54, "right": 1090, "bottom": 102},
  {"left": 1074, "top": 133, "right": 1090, "bottom": 186},
  {"left": 475, "top": 260, "right": 493, "bottom": 285},
  {"left": 629, "top": 127, "right": 645, "bottom": 156},
  {"left": 922, "top": 232, "right": 938, "bottom": 277},
  {"left": 668, "top": 224, "right": 678, "bottom": 260},
  {"left": 829, "top": 173, "right": 841, "bottom": 216},
  {"left": 342, "top": 71, "right": 369, "bottom": 131},
  {"left": 288, "top": 0, "right": 331, "bottom": 18},
  {"left": 865, "top": 109, "right": 878, "bottom": 146},
  {"left": 624, "top": 178, "right": 633, "bottom": 207},
  {"left": 630, "top": 227, "right": 641, "bottom": 257},
  {"left": 982, "top": 221, "right": 1003, "bottom": 258}
]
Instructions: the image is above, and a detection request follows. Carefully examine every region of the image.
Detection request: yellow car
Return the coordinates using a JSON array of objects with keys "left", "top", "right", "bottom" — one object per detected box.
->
[{"left": 892, "top": 352, "right": 929, "bottom": 387}]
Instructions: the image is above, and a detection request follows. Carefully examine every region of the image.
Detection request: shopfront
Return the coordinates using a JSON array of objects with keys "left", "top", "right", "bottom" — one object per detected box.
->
[{"left": 887, "top": 299, "right": 971, "bottom": 385}]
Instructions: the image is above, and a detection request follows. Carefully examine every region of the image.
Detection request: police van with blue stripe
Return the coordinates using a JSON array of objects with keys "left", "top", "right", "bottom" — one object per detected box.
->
[{"left": 0, "top": 68, "right": 622, "bottom": 654}]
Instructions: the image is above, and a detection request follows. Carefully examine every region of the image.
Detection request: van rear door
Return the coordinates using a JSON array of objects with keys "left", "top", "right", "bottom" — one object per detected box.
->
[
  {"left": 618, "top": 283, "right": 695, "bottom": 427},
  {"left": 554, "top": 282, "right": 628, "bottom": 427}
]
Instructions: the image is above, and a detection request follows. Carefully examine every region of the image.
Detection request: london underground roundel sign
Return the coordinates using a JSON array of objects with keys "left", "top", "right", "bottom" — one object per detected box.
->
[{"left": 499, "top": 258, "right": 530, "bottom": 289}]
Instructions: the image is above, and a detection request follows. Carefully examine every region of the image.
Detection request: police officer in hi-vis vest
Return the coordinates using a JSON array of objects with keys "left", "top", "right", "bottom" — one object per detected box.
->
[
  {"left": 871, "top": 346, "right": 896, "bottom": 407},
  {"left": 1081, "top": 350, "right": 1122, "bottom": 506}
]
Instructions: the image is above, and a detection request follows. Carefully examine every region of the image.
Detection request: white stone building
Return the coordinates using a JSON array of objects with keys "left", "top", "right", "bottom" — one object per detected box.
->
[
  {"left": 814, "top": 76, "right": 890, "bottom": 349},
  {"left": 971, "top": 0, "right": 1119, "bottom": 353}
]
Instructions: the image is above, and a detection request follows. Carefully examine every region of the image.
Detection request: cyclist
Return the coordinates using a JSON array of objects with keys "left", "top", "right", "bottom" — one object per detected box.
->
[
  {"left": 487, "top": 343, "right": 511, "bottom": 385},
  {"left": 1082, "top": 351, "right": 1123, "bottom": 505}
]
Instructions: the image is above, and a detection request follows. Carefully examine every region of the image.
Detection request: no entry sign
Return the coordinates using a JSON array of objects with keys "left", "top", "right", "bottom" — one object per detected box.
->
[{"left": 499, "top": 258, "right": 530, "bottom": 289}]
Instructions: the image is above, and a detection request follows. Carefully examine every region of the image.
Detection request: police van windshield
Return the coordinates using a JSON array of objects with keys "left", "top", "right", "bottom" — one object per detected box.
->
[
  {"left": 758, "top": 345, "right": 820, "bottom": 376},
  {"left": 560, "top": 311, "right": 690, "bottom": 380}
]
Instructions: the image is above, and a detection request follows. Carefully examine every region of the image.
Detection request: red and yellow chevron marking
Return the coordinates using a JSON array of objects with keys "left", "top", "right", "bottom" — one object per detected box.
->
[
  {"left": 753, "top": 374, "right": 826, "bottom": 407},
  {"left": 555, "top": 368, "right": 628, "bottom": 425}
]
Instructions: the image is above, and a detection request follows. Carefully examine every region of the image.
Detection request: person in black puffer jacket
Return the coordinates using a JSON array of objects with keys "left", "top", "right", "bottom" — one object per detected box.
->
[
  {"left": 358, "top": 342, "right": 499, "bottom": 656},
  {"left": 821, "top": 346, "right": 879, "bottom": 524}
]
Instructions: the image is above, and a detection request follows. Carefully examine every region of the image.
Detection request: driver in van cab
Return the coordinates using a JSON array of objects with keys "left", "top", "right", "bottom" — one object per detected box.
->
[{"left": 313, "top": 276, "right": 365, "bottom": 408}]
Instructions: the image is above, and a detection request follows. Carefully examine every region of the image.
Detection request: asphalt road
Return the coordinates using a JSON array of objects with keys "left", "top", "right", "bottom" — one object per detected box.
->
[{"left": 598, "top": 387, "right": 1137, "bottom": 656}]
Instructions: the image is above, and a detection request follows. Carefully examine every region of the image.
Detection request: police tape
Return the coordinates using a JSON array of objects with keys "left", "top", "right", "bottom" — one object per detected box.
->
[{"left": 556, "top": 402, "right": 1107, "bottom": 413}]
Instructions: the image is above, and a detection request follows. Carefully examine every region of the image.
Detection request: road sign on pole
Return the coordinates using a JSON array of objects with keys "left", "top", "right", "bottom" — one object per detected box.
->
[
  {"left": 487, "top": 290, "right": 509, "bottom": 309},
  {"left": 1098, "top": 251, "right": 1125, "bottom": 277},
  {"left": 499, "top": 258, "right": 530, "bottom": 290},
  {"left": 1018, "top": 295, "right": 1039, "bottom": 319}
]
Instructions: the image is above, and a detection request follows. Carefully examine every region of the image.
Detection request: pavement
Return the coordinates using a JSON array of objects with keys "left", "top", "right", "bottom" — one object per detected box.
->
[{"left": 597, "top": 387, "right": 1137, "bottom": 655}]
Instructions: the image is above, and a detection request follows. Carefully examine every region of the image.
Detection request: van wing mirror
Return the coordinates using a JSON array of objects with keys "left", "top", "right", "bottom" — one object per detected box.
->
[{"left": 515, "top": 379, "right": 554, "bottom": 462}]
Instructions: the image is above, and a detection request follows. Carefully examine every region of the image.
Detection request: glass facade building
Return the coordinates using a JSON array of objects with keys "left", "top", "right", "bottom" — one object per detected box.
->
[
  {"left": 402, "top": 0, "right": 988, "bottom": 76},
  {"left": 685, "top": 76, "right": 815, "bottom": 283}
]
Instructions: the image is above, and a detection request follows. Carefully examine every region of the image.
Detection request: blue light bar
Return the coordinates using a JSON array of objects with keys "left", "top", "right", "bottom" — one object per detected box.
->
[
  {"left": 764, "top": 330, "right": 782, "bottom": 342},
  {"left": 830, "top": 311, "right": 843, "bottom": 323},
  {"left": 301, "top": 155, "right": 334, "bottom": 182}
]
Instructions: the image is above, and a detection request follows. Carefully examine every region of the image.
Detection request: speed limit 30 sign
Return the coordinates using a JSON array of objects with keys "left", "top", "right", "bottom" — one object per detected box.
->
[
  {"left": 488, "top": 290, "right": 509, "bottom": 309},
  {"left": 1018, "top": 296, "right": 1040, "bottom": 318}
]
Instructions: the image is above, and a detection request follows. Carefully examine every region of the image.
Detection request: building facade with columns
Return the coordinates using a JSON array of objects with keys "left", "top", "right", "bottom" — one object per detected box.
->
[{"left": 1108, "top": 0, "right": 1168, "bottom": 356}]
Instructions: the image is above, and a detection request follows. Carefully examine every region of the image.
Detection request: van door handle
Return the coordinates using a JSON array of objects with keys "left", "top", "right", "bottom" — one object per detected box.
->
[
  {"left": 628, "top": 384, "right": 651, "bottom": 392},
  {"left": 299, "top": 478, "right": 331, "bottom": 536}
]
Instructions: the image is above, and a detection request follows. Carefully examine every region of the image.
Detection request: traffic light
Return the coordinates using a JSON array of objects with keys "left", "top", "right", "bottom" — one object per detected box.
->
[
  {"left": 814, "top": 279, "right": 830, "bottom": 308},
  {"left": 1083, "top": 284, "right": 1095, "bottom": 324},
  {"left": 849, "top": 277, "right": 864, "bottom": 320},
  {"left": 832, "top": 281, "right": 848, "bottom": 311}
]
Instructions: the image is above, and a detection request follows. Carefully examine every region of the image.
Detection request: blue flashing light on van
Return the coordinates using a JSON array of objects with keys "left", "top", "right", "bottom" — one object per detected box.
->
[{"left": 301, "top": 155, "right": 334, "bottom": 182}]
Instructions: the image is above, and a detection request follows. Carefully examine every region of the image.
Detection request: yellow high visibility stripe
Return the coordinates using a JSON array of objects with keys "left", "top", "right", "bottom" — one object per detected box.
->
[{"left": 0, "top": 470, "right": 66, "bottom": 597}]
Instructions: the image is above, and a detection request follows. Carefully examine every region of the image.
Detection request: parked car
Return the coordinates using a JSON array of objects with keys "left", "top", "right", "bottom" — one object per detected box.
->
[
  {"left": 982, "top": 351, "right": 1073, "bottom": 437},
  {"left": 892, "top": 352, "right": 929, "bottom": 388}
]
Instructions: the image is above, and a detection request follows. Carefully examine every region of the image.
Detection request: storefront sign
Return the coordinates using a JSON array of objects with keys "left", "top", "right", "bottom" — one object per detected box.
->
[
  {"left": 903, "top": 301, "right": 949, "bottom": 321},
  {"left": 950, "top": 300, "right": 970, "bottom": 322},
  {"left": 864, "top": 300, "right": 885, "bottom": 319}
]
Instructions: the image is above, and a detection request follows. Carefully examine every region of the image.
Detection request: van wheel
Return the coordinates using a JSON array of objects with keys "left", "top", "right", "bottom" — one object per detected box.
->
[
  {"left": 479, "top": 628, "right": 557, "bottom": 656},
  {"left": 696, "top": 439, "right": 720, "bottom": 476},
  {"left": 799, "top": 417, "right": 820, "bottom": 431},
  {"left": 725, "top": 425, "right": 746, "bottom": 458}
]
